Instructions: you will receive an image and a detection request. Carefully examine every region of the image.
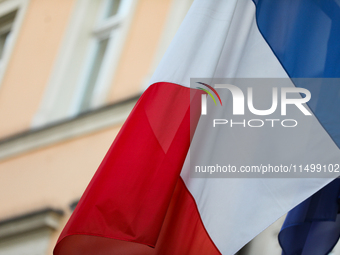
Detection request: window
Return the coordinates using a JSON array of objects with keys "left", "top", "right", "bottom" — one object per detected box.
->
[
  {"left": 0, "top": 11, "right": 16, "bottom": 67},
  {"left": 79, "top": 37, "right": 109, "bottom": 111},
  {"left": 106, "top": 0, "right": 121, "bottom": 17},
  {"left": 33, "top": 0, "right": 137, "bottom": 127},
  {"left": 75, "top": 0, "right": 127, "bottom": 113},
  {"left": 0, "top": 0, "right": 28, "bottom": 89}
]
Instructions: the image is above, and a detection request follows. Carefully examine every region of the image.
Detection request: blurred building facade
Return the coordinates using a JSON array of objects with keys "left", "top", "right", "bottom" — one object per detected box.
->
[{"left": 0, "top": 0, "right": 338, "bottom": 254}]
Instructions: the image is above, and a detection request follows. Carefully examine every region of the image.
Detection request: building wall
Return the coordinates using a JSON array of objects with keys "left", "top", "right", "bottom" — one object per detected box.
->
[{"left": 0, "top": 0, "right": 77, "bottom": 137}]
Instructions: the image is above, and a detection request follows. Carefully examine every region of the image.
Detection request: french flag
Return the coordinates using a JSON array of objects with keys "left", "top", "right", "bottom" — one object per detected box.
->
[{"left": 54, "top": 0, "right": 340, "bottom": 254}]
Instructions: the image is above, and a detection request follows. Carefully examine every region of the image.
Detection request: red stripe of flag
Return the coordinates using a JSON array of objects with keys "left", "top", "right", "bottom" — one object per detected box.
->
[{"left": 54, "top": 82, "right": 221, "bottom": 254}]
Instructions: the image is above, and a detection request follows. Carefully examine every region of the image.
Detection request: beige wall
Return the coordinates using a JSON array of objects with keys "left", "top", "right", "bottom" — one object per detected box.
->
[
  {"left": 0, "top": 0, "right": 76, "bottom": 138},
  {"left": 0, "top": 125, "right": 120, "bottom": 251},
  {"left": 0, "top": 126, "right": 121, "bottom": 219}
]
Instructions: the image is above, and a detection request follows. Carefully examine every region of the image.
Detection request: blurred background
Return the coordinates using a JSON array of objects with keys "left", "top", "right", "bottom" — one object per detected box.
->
[{"left": 0, "top": 0, "right": 338, "bottom": 254}]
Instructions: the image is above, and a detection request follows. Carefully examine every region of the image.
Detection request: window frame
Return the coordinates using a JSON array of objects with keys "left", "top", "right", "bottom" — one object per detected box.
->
[
  {"left": 71, "top": 0, "right": 136, "bottom": 115},
  {"left": 0, "top": 0, "right": 30, "bottom": 90},
  {"left": 32, "top": 0, "right": 137, "bottom": 128}
]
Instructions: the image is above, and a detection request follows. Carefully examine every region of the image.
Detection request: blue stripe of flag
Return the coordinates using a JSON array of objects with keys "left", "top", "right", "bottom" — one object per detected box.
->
[{"left": 252, "top": 1, "right": 340, "bottom": 254}]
